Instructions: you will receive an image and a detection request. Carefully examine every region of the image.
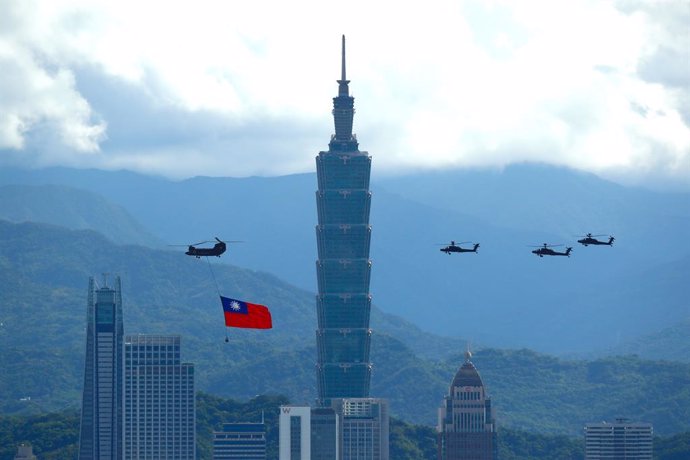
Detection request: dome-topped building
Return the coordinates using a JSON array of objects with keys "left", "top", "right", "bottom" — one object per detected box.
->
[
  {"left": 437, "top": 350, "right": 497, "bottom": 460},
  {"left": 450, "top": 351, "right": 484, "bottom": 388}
]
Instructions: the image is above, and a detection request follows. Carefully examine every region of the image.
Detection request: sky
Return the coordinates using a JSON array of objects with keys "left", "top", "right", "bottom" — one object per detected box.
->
[{"left": 1, "top": 0, "right": 689, "bottom": 189}]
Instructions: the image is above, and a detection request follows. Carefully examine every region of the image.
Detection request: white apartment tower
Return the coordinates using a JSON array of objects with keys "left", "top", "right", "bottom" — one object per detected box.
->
[{"left": 279, "top": 406, "right": 312, "bottom": 460}]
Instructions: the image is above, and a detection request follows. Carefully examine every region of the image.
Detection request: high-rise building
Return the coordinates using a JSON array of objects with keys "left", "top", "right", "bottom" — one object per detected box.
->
[
  {"left": 213, "top": 422, "right": 267, "bottom": 460},
  {"left": 437, "top": 351, "right": 497, "bottom": 460},
  {"left": 279, "top": 406, "right": 341, "bottom": 460},
  {"left": 584, "top": 419, "right": 653, "bottom": 460},
  {"left": 310, "top": 407, "right": 340, "bottom": 460},
  {"left": 315, "top": 34, "right": 373, "bottom": 406},
  {"left": 334, "top": 398, "right": 389, "bottom": 460},
  {"left": 279, "top": 406, "right": 312, "bottom": 460},
  {"left": 124, "top": 334, "right": 195, "bottom": 460},
  {"left": 78, "top": 276, "right": 124, "bottom": 460}
]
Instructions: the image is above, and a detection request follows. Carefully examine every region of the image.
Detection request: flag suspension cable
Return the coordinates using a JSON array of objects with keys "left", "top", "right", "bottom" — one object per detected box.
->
[
  {"left": 205, "top": 257, "right": 222, "bottom": 296},
  {"left": 205, "top": 257, "right": 229, "bottom": 342}
]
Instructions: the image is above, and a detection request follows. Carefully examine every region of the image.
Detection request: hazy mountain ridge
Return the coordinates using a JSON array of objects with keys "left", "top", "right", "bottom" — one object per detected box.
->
[
  {"left": 0, "top": 164, "right": 687, "bottom": 355},
  {"left": 1, "top": 220, "right": 690, "bottom": 435},
  {"left": 602, "top": 317, "right": 690, "bottom": 362},
  {"left": 375, "top": 163, "right": 690, "bottom": 248},
  {"left": 0, "top": 220, "right": 457, "bottom": 416},
  {"left": 0, "top": 184, "right": 162, "bottom": 247}
]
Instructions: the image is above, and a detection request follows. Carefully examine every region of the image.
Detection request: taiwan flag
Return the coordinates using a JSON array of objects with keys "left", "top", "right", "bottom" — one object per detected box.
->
[{"left": 220, "top": 296, "right": 273, "bottom": 329}]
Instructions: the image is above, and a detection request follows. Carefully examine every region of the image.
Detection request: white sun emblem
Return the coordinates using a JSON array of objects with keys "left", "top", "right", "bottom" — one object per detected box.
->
[{"left": 230, "top": 301, "right": 242, "bottom": 311}]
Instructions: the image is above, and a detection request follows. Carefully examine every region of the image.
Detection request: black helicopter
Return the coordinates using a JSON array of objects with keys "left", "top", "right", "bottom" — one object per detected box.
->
[
  {"left": 577, "top": 233, "right": 615, "bottom": 246},
  {"left": 439, "top": 241, "right": 480, "bottom": 255},
  {"left": 530, "top": 243, "right": 573, "bottom": 258},
  {"left": 178, "top": 237, "right": 241, "bottom": 258}
]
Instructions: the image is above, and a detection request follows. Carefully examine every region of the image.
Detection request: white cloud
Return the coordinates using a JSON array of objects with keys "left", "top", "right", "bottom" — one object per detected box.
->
[
  {"left": 0, "top": 1, "right": 106, "bottom": 152},
  {"left": 0, "top": 0, "right": 688, "bottom": 188}
]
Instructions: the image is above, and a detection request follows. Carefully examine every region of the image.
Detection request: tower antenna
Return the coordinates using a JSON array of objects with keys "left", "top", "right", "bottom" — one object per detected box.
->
[
  {"left": 337, "top": 35, "right": 350, "bottom": 97},
  {"left": 341, "top": 34, "right": 346, "bottom": 82}
]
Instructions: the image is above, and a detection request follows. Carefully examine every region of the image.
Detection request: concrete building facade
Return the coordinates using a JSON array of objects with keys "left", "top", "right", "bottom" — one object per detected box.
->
[
  {"left": 279, "top": 406, "right": 312, "bottom": 460},
  {"left": 437, "top": 351, "right": 497, "bottom": 460}
]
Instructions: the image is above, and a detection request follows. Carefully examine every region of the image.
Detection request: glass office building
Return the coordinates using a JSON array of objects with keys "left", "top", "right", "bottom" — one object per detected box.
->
[
  {"left": 124, "top": 334, "right": 195, "bottom": 459},
  {"left": 334, "top": 398, "right": 389, "bottom": 460},
  {"left": 213, "top": 422, "right": 267, "bottom": 460},
  {"left": 315, "top": 35, "right": 373, "bottom": 405},
  {"left": 585, "top": 419, "right": 653, "bottom": 460},
  {"left": 78, "top": 276, "right": 124, "bottom": 460}
]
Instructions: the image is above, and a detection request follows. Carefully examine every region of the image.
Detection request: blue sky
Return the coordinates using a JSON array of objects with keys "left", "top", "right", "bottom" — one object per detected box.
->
[{"left": 1, "top": 0, "right": 688, "bottom": 189}]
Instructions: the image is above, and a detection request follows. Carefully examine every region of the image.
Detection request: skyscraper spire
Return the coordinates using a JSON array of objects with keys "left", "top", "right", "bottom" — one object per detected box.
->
[
  {"left": 341, "top": 35, "right": 347, "bottom": 83},
  {"left": 337, "top": 34, "right": 350, "bottom": 97},
  {"left": 315, "top": 36, "right": 372, "bottom": 405},
  {"left": 331, "top": 35, "right": 357, "bottom": 150}
]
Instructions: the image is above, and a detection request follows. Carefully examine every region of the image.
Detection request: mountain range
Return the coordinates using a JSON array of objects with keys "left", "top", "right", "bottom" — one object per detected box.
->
[
  {"left": 1, "top": 219, "right": 689, "bottom": 435},
  {"left": 0, "top": 164, "right": 688, "bottom": 355}
]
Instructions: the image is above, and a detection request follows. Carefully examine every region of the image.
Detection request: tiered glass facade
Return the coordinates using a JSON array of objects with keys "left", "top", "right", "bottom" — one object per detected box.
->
[
  {"left": 315, "top": 35, "right": 373, "bottom": 405},
  {"left": 79, "top": 277, "right": 124, "bottom": 460}
]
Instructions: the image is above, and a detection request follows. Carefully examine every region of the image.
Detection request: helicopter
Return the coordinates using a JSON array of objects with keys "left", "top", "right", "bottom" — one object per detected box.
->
[
  {"left": 172, "top": 237, "right": 241, "bottom": 258},
  {"left": 439, "top": 241, "right": 480, "bottom": 255},
  {"left": 530, "top": 243, "right": 573, "bottom": 258},
  {"left": 577, "top": 233, "right": 615, "bottom": 246}
]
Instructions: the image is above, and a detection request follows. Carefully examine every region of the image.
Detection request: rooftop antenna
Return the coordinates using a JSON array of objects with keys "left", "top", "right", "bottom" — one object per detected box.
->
[
  {"left": 341, "top": 34, "right": 346, "bottom": 81},
  {"left": 337, "top": 34, "right": 350, "bottom": 96}
]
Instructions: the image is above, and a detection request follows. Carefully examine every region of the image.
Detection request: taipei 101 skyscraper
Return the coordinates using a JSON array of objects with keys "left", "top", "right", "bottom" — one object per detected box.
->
[{"left": 315, "top": 35, "right": 373, "bottom": 405}]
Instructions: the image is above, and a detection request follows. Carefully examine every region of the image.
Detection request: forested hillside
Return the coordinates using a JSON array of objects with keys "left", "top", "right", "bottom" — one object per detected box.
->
[
  {"left": 2, "top": 165, "right": 688, "bottom": 355},
  {"left": 1, "top": 220, "right": 689, "bottom": 434}
]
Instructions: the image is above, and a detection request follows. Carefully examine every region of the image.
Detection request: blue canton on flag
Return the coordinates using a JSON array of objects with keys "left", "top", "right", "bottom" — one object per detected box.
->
[{"left": 221, "top": 297, "right": 249, "bottom": 315}]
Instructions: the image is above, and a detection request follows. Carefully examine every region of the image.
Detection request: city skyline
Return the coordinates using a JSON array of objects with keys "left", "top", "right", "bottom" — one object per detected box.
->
[{"left": 1, "top": 7, "right": 688, "bottom": 456}]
